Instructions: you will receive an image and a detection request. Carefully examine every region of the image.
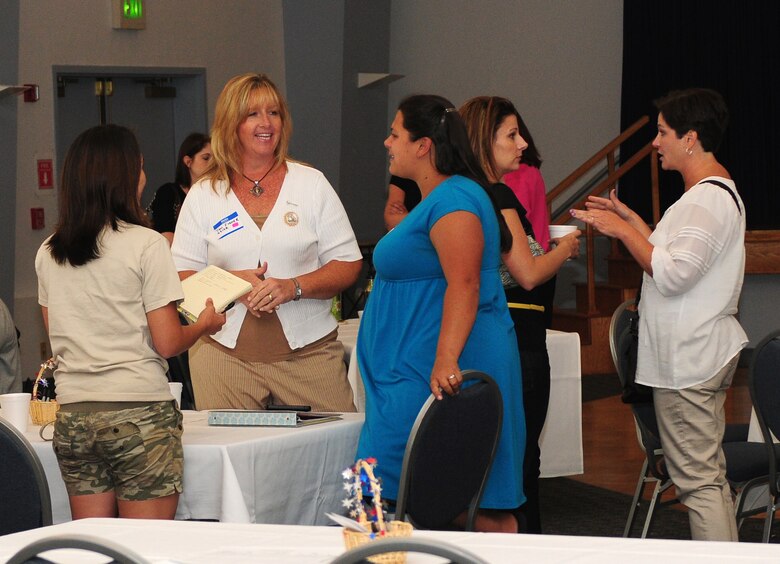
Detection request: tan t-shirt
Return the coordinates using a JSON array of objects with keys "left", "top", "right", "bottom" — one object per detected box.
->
[{"left": 35, "top": 223, "right": 183, "bottom": 404}]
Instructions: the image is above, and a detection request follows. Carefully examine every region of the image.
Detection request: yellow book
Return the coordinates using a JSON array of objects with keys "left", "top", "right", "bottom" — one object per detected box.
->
[{"left": 177, "top": 265, "right": 252, "bottom": 323}]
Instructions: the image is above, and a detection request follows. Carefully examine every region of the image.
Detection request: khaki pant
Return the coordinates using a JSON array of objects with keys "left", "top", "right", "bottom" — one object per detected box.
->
[
  {"left": 190, "top": 338, "right": 356, "bottom": 412},
  {"left": 653, "top": 353, "right": 740, "bottom": 541}
]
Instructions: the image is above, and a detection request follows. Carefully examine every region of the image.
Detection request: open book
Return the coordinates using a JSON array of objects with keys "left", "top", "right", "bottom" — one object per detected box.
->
[{"left": 178, "top": 265, "right": 252, "bottom": 323}]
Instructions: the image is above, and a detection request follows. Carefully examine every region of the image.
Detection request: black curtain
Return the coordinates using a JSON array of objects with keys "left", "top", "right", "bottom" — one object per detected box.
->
[{"left": 620, "top": 1, "right": 780, "bottom": 229}]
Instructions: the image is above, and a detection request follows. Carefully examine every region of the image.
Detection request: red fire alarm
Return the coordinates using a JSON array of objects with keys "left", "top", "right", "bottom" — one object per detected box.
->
[
  {"left": 37, "top": 159, "right": 54, "bottom": 189},
  {"left": 23, "top": 84, "right": 39, "bottom": 103},
  {"left": 31, "top": 208, "right": 45, "bottom": 230}
]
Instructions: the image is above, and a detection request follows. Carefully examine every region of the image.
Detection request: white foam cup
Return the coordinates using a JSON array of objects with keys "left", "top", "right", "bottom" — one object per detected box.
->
[
  {"left": 0, "top": 392, "right": 31, "bottom": 433},
  {"left": 168, "top": 382, "right": 183, "bottom": 408},
  {"left": 548, "top": 224, "right": 578, "bottom": 239}
]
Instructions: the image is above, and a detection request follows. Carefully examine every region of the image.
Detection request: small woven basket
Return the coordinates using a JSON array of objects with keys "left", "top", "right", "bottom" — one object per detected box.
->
[
  {"left": 30, "top": 358, "right": 58, "bottom": 426},
  {"left": 341, "top": 459, "right": 413, "bottom": 564},
  {"left": 342, "top": 521, "right": 413, "bottom": 564}
]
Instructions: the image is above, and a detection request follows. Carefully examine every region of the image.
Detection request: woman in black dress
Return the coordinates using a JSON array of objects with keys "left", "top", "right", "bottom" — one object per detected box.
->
[
  {"left": 148, "top": 132, "right": 211, "bottom": 245},
  {"left": 460, "top": 96, "right": 580, "bottom": 533}
]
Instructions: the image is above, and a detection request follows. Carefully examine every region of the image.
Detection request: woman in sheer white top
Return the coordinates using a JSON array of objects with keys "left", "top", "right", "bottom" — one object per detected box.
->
[{"left": 571, "top": 88, "right": 747, "bottom": 542}]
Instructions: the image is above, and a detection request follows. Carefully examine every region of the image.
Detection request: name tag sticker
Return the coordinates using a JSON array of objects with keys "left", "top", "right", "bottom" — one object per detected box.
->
[{"left": 213, "top": 212, "right": 244, "bottom": 239}]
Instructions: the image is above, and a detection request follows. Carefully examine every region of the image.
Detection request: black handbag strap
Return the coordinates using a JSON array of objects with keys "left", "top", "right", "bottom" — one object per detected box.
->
[{"left": 698, "top": 179, "right": 742, "bottom": 215}]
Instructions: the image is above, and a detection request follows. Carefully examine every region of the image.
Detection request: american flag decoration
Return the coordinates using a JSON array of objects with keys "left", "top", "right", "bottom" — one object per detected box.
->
[{"left": 340, "top": 457, "right": 388, "bottom": 536}]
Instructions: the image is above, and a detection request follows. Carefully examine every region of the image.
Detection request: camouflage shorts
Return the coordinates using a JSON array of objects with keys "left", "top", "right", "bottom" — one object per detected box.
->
[{"left": 52, "top": 401, "right": 183, "bottom": 501}]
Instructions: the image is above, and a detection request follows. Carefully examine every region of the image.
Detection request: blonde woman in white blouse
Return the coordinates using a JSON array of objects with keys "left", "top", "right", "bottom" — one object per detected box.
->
[
  {"left": 571, "top": 88, "right": 746, "bottom": 542},
  {"left": 172, "top": 73, "right": 362, "bottom": 412}
]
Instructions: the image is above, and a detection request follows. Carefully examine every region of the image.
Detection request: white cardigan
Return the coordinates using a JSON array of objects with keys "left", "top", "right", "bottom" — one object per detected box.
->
[{"left": 172, "top": 161, "right": 361, "bottom": 349}]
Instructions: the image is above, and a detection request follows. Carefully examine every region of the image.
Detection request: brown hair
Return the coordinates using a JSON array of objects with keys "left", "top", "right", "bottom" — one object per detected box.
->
[
  {"left": 48, "top": 124, "right": 148, "bottom": 266},
  {"left": 654, "top": 88, "right": 729, "bottom": 153},
  {"left": 459, "top": 96, "right": 521, "bottom": 183},
  {"left": 175, "top": 132, "right": 210, "bottom": 187}
]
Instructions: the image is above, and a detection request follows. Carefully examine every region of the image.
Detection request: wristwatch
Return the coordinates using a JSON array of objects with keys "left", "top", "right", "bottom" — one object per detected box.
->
[{"left": 291, "top": 277, "right": 302, "bottom": 301}]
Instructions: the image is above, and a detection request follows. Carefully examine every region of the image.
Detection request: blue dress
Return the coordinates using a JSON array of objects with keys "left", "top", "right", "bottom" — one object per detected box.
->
[{"left": 356, "top": 175, "right": 525, "bottom": 509}]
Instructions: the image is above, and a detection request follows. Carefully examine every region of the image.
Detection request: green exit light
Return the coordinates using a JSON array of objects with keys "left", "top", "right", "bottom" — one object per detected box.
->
[
  {"left": 123, "top": 0, "right": 143, "bottom": 20},
  {"left": 113, "top": 0, "right": 145, "bottom": 29}
]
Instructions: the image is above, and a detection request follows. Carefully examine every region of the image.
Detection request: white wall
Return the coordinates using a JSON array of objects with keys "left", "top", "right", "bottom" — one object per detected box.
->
[
  {"left": 386, "top": 0, "right": 624, "bottom": 312},
  {"left": 388, "top": 0, "right": 625, "bottom": 191},
  {"left": 13, "top": 1, "right": 286, "bottom": 379}
]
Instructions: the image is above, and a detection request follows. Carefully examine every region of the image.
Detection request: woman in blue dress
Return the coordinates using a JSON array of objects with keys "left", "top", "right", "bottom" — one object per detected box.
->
[{"left": 356, "top": 95, "right": 525, "bottom": 533}]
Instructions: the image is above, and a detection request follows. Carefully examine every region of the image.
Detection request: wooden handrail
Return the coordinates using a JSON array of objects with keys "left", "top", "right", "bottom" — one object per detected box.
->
[
  {"left": 546, "top": 116, "right": 649, "bottom": 203},
  {"left": 551, "top": 141, "right": 655, "bottom": 224},
  {"left": 547, "top": 116, "right": 658, "bottom": 315}
]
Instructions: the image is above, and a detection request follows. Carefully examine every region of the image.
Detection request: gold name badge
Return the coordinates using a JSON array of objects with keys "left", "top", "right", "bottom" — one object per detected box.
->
[{"left": 284, "top": 211, "right": 299, "bottom": 226}]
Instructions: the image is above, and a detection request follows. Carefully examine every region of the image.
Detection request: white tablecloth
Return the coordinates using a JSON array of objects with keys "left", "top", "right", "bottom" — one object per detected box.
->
[
  {"left": 26, "top": 411, "right": 363, "bottom": 526},
  {"left": 338, "top": 321, "right": 583, "bottom": 478},
  {"left": 2, "top": 518, "right": 780, "bottom": 563}
]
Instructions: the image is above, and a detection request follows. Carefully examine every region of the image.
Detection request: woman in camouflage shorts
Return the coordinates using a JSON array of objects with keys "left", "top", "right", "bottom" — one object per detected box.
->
[{"left": 35, "top": 125, "right": 225, "bottom": 519}]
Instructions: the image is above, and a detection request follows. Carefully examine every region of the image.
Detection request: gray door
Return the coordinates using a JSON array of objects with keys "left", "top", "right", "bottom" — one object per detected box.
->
[{"left": 54, "top": 69, "right": 207, "bottom": 206}]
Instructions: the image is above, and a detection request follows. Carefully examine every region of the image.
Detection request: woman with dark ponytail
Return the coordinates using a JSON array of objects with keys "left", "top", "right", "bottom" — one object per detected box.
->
[{"left": 356, "top": 94, "right": 525, "bottom": 533}]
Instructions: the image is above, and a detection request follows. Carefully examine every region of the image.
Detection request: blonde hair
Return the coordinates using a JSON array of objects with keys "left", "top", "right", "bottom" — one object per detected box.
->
[{"left": 207, "top": 73, "right": 293, "bottom": 189}]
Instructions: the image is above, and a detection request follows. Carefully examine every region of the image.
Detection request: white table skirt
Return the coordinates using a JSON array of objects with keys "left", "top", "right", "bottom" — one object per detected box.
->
[
  {"left": 540, "top": 330, "right": 583, "bottom": 477},
  {"left": 748, "top": 408, "right": 780, "bottom": 443},
  {"left": 27, "top": 411, "right": 363, "bottom": 526},
  {"left": 2, "top": 518, "right": 780, "bottom": 564},
  {"left": 339, "top": 322, "right": 583, "bottom": 477}
]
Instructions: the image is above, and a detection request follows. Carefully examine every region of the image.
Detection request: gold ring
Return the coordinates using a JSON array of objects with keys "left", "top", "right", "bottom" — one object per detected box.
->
[
  {"left": 448, "top": 374, "right": 456, "bottom": 380},
  {"left": 268, "top": 294, "right": 273, "bottom": 301}
]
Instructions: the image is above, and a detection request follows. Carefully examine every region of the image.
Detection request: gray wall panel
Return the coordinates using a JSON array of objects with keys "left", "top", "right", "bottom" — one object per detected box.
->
[{"left": 0, "top": 0, "right": 20, "bottom": 311}]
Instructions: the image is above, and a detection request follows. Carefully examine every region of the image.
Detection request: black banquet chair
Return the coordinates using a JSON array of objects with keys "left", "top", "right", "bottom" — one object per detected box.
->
[
  {"left": 611, "top": 299, "right": 773, "bottom": 539},
  {"left": 330, "top": 537, "right": 488, "bottom": 564},
  {"left": 394, "top": 369, "right": 502, "bottom": 532},
  {"left": 164, "top": 312, "right": 196, "bottom": 410},
  {"left": 7, "top": 534, "right": 149, "bottom": 564},
  {"left": 610, "top": 299, "right": 676, "bottom": 538},
  {"left": 747, "top": 328, "right": 780, "bottom": 542},
  {"left": 166, "top": 350, "right": 195, "bottom": 410},
  {"left": 0, "top": 415, "right": 53, "bottom": 536}
]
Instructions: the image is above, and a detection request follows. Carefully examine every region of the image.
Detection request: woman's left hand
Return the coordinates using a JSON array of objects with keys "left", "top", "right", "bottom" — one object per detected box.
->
[
  {"left": 586, "top": 189, "right": 632, "bottom": 221},
  {"left": 247, "top": 277, "right": 297, "bottom": 315},
  {"left": 430, "top": 360, "right": 462, "bottom": 400}
]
